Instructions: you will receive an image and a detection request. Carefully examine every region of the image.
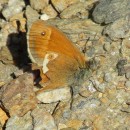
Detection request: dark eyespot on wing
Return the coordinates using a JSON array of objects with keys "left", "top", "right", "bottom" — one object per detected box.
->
[{"left": 41, "top": 32, "right": 46, "bottom": 36}]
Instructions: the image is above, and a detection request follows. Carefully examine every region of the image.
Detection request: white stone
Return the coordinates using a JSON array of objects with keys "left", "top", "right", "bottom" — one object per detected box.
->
[
  {"left": 40, "top": 14, "right": 50, "bottom": 21},
  {"left": 37, "top": 87, "right": 71, "bottom": 103}
]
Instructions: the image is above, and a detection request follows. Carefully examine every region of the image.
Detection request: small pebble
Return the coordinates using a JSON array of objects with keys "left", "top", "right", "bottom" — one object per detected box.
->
[
  {"left": 40, "top": 14, "right": 50, "bottom": 20},
  {"left": 126, "top": 72, "right": 130, "bottom": 79},
  {"left": 125, "top": 81, "right": 130, "bottom": 88},
  {"left": 87, "top": 82, "right": 97, "bottom": 93},
  {"left": 96, "top": 83, "right": 106, "bottom": 93},
  {"left": 103, "top": 42, "right": 111, "bottom": 51},
  {"left": 104, "top": 72, "right": 112, "bottom": 82}
]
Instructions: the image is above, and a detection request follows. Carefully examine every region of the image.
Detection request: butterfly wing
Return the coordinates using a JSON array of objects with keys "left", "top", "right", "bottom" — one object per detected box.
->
[
  {"left": 48, "top": 25, "right": 86, "bottom": 68},
  {"left": 27, "top": 20, "right": 86, "bottom": 68},
  {"left": 27, "top": 20, "right": 51, "bottom": 66},
  {"left": 36, "top": 51, "right": 80, "bottom": 93}
]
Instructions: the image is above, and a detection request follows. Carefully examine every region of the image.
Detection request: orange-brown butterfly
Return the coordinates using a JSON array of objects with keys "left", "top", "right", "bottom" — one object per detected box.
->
[{"left": 27, "top": 20, "right": 87, "bottom": 97}]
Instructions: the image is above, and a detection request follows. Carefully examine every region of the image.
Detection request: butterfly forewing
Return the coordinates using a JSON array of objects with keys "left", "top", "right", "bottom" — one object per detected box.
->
[{"left": 28, "top": 20, "right": 86, "bottom": 68}]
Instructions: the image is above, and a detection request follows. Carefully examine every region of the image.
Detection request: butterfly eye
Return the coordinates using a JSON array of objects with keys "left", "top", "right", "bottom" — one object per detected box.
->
[{"left": 41, "top": 32, "right": 46, "bottom": 36}]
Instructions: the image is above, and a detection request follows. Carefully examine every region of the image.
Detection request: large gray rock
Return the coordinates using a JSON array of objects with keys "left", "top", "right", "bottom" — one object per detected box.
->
[
  {"left": 6, "top": 112, "right": 33, "bottom": 130},
  {"left": 92, "top": 0, "right": 130, "bottom": 24},
  {"left": 103, "top": 15, "right": 130, "bottom": 40}
]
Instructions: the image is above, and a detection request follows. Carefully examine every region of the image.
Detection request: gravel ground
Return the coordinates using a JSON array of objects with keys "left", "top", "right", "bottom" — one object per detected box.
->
[{"left": 0, "top": 0, "right": 130, "bottom": 130}]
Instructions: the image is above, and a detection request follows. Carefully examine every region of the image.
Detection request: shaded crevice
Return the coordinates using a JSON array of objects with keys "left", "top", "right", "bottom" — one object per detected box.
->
[
  {"left": 52, "top": 101, "right": 60, "bottom": 115},
  {"left": 49, "top": 0, "right": 61, "bottom": 18}
]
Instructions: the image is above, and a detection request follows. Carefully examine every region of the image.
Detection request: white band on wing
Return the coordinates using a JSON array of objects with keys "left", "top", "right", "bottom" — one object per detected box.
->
[{"left": 42, "top": 52, "right": 58, "bottom": 74}]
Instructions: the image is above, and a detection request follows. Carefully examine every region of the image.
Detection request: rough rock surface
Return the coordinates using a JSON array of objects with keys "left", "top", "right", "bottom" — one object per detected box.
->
[
  {"left": 29, "top": 0, "right": 49, "bottom": 11},
  {"left": 103, "top": 15, "right": 130, "bottom": 40},
  {"left": 0, "top": 21, "right": 18, "bottom": 48},
  {"left": 41, "top": 4, "right": 58, "bottom": 19},
  {"left": 92, "top": 0, "right": 130, "bottom": 40},
  {"left": 2, "top": 0, "right": 25, "bottom": 20},
  {"left": 60, "top": 1, "right": 96, "bottom": 19},
  {"left": 92, "top": 0, "right": 130, "bottom": 24},
  {"left": 0, "top": 73, "right": 37, "bottom": 116},
  {"left": 25, "top": 6, "right": 39, "bottom": 27},
  {"left": 31, "top": 108, "right": 57, "bottom": 130},
  {"left": 6, "top": 112, "right": 33, "bottom": 130},
  {"left": 0, "top": 0, "right": 8, "bottom": 12},
  {"left": 36, "top": 87, "right": 71, "bottom": 103},
  {"left": 0, "top": 46, "right": 13, "bottom": 64},
  {"left": 0, "top": 61, "right": 18, "bottom": 85},
  {"left": 0, "top": 108, "right": 8, "bottom": 127},
  {"left": 51, "top": 0, "right": 78, "bottom": 12}
]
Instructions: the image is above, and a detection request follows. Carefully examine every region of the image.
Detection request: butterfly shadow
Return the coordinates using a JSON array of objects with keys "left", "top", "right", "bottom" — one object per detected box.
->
[
  {"left": 7, "top": 21, "right": 42, "bottom": 85},
  {"left": 7, "top": 31, "right": 31, "bottom": 69}
]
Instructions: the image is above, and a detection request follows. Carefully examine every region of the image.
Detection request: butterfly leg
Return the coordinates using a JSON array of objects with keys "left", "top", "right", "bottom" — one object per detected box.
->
[{"left": 31, "top": 63, "right": 49, "bottom": 84}]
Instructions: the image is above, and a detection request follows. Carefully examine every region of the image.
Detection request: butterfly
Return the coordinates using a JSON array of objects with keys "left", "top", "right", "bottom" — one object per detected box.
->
[{"left": 27, "top": 20, "right": 87, "bottom": 97}]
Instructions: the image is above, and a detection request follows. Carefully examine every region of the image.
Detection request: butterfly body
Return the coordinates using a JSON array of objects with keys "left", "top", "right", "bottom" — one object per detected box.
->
[{"left": 27, "top": 20, "right": 86, "bottom": 94}]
